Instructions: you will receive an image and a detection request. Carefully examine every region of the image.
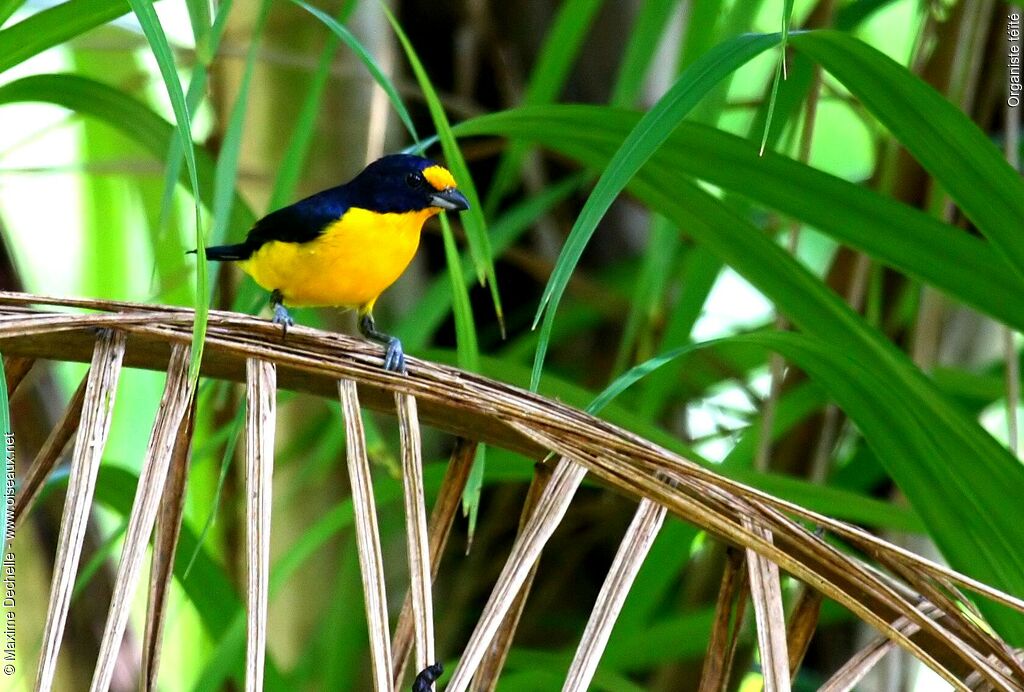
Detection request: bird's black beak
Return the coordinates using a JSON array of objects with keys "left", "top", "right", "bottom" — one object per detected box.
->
[{"left": 430, "top": 187, "right": 470, "bottom": 212}]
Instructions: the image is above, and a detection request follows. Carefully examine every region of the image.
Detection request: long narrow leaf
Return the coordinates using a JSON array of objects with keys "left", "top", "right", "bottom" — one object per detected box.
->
[
  {"left": 209, "top": 0, "right": 272, "bottom": 247},
  {"left": 454, "top": 107, "right": 1024, "bottom": 333},
  {"left": 0, "top": 75, "right": 254, "bottom": 231},
  {"left": 268, "top": 0, "right": 358, "bottom": 209},
  {"left": 453, "top": 116, "right": 1024, "bottom": 642},
  {"left": 126, "top": 0, "right": 206, "bottom": 383},
  {"left": 791, "top": 31, "right": 1024, "bottom": 282},
  {"left": 0, "top": 0, "right": 127, "bottom": 73},
  {"left": 0, "top": 0, "right": 26, "bottom": 27},
  {"left": 610, "top": 0, "right": 677, "bottom": 107},
  {"left": 528, "top": 32, "right": 781, "bottom": 390},
  {"left": 156, "top": 0, "right": 235, "bottom": 237},
  {"left": 757, "top": 0, "right": 795, "bottom": 154}
]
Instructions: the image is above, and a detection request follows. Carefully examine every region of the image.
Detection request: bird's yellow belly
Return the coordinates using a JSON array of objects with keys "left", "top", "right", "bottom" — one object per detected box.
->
[{"left": 239, "top": 207, "right": 433, "bottom": 309}]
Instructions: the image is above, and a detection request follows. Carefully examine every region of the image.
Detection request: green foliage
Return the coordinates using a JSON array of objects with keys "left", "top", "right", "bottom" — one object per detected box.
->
[{"left": 125, "top": 0, "right": 206, "bottom": 383}]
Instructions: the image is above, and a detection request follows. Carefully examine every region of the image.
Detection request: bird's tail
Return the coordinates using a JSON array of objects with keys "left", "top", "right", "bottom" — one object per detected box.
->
[{"left": 187, "top": 243, "right": 253, "bottom": 261}]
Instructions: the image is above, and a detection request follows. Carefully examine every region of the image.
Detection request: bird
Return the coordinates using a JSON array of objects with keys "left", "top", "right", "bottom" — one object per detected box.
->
[{"left": 198, "top": 154, "right": 470, "bottom": 373}]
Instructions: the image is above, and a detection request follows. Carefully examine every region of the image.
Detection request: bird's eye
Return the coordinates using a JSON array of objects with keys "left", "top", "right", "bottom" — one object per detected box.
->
[{"left": 406, "top": 172, "right": 424, "bottom": 188}]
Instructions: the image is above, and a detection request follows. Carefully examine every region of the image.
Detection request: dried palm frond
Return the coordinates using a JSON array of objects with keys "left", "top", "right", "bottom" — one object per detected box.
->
[
  {"left": 563, "top": 497, "right": 665, "bottom": 691},
  {"left": 396, "top": 392, "right": 436, "bottom": 681},
  {"left": 340, "top": 378, "right": 394, "bottom": 691},
  {"left": 5, "top": 293, "right": 1024, "bottom": 691},
  {"left": 392, "top": 437, "right": 476, "bottom": 689},
  {"left": 90, "top": 343, "right": 193, "bottom": 692},
  {"left": 35, "top": 329, "right": 125, "bottom": 692},
  {"left": 245, "top": 358, "right": 276, "bottom": 692},
  {"left": 141, "top": 395, "right": 196, "bottom": 691}
]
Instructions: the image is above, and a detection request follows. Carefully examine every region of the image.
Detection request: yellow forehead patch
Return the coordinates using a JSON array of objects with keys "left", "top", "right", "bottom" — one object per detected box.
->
[{"left": 423, "top": 165, "right": 457, "bottom": 191}]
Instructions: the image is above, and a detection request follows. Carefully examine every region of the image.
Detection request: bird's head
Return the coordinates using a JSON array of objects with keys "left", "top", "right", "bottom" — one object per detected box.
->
[{"left": 348, "top": 154, "right": 470, "bottom": 215}]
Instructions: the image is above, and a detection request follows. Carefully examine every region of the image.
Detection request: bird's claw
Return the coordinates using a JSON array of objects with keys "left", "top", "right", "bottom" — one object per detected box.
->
[
  {"left": 271, "top": 303, "right": 294, "bottom": 339},
  {"left": 384, "top": 337, "right": 406, "bottom": 374},
  {"left": 411, "top": 662, "right": 443, "bottom": 692}
]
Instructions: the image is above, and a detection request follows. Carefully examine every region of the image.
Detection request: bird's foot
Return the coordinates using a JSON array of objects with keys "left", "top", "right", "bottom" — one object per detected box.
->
[
  {"left": 411, "top": 662, "right": 443, "bottom": 692},
  {"left": 271, "top": 303, "right": 294, "bottom": 340},
  {"left": 384, "top": 336, "right": 406, "bottom": 374},
  {"left": 359, "top": 313, "right": 407, "bottom": 374}
]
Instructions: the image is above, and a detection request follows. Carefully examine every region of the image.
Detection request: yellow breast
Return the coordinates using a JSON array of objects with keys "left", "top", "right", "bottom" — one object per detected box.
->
[{"left": 238, "top": 207, "right": 436, "bottom": 309}]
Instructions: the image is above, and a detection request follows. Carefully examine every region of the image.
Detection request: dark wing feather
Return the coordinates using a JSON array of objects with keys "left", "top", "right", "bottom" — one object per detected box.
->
[{"left": 241, "top": 186, "right": 352, "bottom": 255}]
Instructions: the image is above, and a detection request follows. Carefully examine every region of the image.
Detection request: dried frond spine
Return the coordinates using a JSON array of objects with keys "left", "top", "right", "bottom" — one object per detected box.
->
[
  {"left": 446, "top": 457, "right": 587, "bottom": 692},
  {"left": 245, "top": 358, "right": 277, "bottom": 692},
  {"left": 35, "top": 330, "right": 125, "bottom": 692},
  {"left": 743, "top": 518, "right": 791, "bottom": 692},
  {"left": 392, "top": 438, "right": 477, "bottom": 688},
  {"left": 473, "top": 463, "right": 554, "bottom": 691},
  {"left": 340, "top": 379, "right": 394, "bottom": 692},
  {"left": 142, "top": 396, "right": 196, "bottom": 691},
  {"left": 563, "top": 497, "right": 666, "bottom": 692},
  {"left": 90, "top": 343, "right": 193, "bottom": 692},
  {"left": 396, "top": 393, "right": 436, "bottom": 680}
]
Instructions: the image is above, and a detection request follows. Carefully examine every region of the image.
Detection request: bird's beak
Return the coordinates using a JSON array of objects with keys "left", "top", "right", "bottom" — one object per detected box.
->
[{"left": 430, "top": 187, "right": 470, "bottom": 211}]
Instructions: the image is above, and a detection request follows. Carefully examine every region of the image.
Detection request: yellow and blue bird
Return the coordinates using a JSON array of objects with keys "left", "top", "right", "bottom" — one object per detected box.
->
[{"left": 202, "top": 154, "right": 470, "bottom": 372}]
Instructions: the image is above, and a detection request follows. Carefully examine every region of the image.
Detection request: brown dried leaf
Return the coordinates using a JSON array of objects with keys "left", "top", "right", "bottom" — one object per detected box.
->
[
  {"left": 6, "top": 296, "right": 1024, "bottom": 688},
  {"left": 4, "top": 354, "right": 34, "bottom": 398},
  {"left": 743, "top": 518, "right": 791, "bottom": 692},
  {"left": 699, "top": 547, "right": 750, "bottom": 692},
  {"left": 472, "top": 462, "right": 554, "bottom": 692},
  {"left": 785, "top": 585, "right": 822, "bottom": 677}
]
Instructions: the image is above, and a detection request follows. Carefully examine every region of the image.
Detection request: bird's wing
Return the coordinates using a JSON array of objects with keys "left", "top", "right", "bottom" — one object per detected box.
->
[{"left": 244, "top": 187, "right": 351, "bottom": 250}]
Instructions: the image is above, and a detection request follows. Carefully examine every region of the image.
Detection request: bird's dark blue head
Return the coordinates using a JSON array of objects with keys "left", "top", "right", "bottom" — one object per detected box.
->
[{"left": 345, "top": 154, "right": 470, "bottom": 214}]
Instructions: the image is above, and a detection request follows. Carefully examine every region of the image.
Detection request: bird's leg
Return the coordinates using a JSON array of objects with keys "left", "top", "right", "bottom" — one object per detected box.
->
[
  {"left": 411, "top": 662, "right": 443, "bottom": 692},
  {"left": 270, "top": 289, "right": 294, "bottom": 339},
  {"left": 358, "top": 312, "right": 406, "bottom": 373}
]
